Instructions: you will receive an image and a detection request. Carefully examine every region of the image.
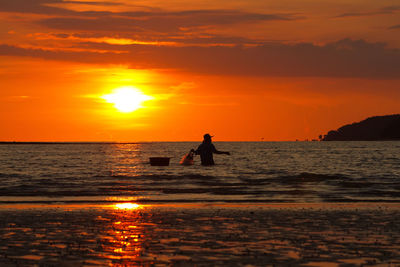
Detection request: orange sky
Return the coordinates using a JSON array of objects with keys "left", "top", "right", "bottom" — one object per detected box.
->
[{"left": 0, "top": 0, "right": 399, "bottom": 141}]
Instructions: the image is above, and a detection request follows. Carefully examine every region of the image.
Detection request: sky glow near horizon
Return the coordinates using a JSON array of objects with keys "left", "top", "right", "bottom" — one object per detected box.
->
[{"left": 0, "top": 0, "right": 399, "bottom": 141}]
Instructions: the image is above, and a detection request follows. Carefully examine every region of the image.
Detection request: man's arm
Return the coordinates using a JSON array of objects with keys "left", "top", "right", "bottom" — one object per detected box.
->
[
  {"left": 194, "top": 145, "right": 202, "bottom": 155},
  {"left": 212, "top": 144, "right": 230, "bottom": 155}
]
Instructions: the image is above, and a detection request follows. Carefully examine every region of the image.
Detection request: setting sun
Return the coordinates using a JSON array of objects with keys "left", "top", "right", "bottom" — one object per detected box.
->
[{"left": 101, "top": 86, "right": 153, "bottom": 113}]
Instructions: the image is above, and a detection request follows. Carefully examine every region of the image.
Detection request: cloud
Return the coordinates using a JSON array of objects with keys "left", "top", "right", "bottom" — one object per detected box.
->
[
  {"left": 61, "top": 1, "right": 121, "bottom": 5},
  {"left": 1, "top": 38, "right": 399, "bottom": 79},
  {"left": 335, "top": 5, "right": 400, "bottom": 18},
  {"left": 0, "top": 0, "right": 121, "bottom": 14},
  {"left": 176, "top": 35, "right": 261, "bottom": 46},
  {"left": 1, "top": 0, "right": 301, "bottom": 51},
  {"left": 388, "top": 24, "right": 400, "bottom": 30},
  {"left": 38, "top": 10, "right": 296, "bottom": 33},
  {"left": 381, "top": 5, "right": 400, "bottom": 13},
  {"left": 170, "top": 82, "right": 197, "bottom": 92},
  {"left": 32, "top": 32, "right": 262, "bottom": 48},
  {"left": 0, "top": 0, "right": 74, "bottom": 15},
  {"left": 335, "top": 12, "right": 371, "bottom": 18},
  {"left": 31, "top": 32, "right": 175, "bottom": 46},
  {"left": 142, "top": 39, "right": 400, "bottom": 78},
  {"left": 0, "top": 0, "right": 297, "bottom": 33},
  {"left": 0, "top": 43, "right": 119, "bottom": 63}
]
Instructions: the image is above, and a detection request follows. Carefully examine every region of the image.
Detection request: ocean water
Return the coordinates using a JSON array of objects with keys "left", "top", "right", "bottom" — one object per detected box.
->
[{"left": 0, "top": 142, "right": 399, "bottom": 204}]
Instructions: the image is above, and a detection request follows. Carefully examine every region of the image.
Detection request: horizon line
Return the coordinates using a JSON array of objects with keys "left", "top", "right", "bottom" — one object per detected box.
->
[{"left": 0, "top": 140, "right": 307, "bottom": 144}]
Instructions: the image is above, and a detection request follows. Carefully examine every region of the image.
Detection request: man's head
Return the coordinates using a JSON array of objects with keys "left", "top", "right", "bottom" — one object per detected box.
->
[{"left": 203, "top": 133, "right": 213, "bottom": 141}]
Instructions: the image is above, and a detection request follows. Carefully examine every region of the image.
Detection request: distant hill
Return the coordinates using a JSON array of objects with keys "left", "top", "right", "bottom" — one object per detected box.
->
[{"left": 321, "top": 114, "right": 400, "bottom": 141}]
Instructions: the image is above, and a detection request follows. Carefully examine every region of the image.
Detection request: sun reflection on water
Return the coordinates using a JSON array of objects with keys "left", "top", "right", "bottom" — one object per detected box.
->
[
  {"left": 107, "top": 143, "right": 145, "bottom": 177},
  {"left": 115, "top": 203, "right": 140, "bottom": 210}
]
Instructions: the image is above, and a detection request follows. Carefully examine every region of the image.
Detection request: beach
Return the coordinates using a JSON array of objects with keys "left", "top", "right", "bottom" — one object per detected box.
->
[
  {"left": 1, "top": 203, "right": 399, "bottom": 266},
  {"left": 0, "top": 142, "right": 399, "bottom": 265},
  {"left": 2, "top": 0, "right": 400, "bottom": 263}
]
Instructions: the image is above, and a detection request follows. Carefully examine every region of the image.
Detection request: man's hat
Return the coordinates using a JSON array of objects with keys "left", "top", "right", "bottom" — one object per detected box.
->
[{"left": 203, "top": 133, "right": 213, "bottom": 139}]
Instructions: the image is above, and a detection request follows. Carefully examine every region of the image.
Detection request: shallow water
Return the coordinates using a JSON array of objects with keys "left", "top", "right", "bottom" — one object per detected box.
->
[{"left": 0, "top": 142, "right": 399, "bottom": 203}]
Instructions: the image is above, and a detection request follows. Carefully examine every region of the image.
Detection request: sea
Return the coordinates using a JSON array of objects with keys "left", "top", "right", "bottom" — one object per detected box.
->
[{"left": 0, "top": 141, "right": 399, "bottom": 204}]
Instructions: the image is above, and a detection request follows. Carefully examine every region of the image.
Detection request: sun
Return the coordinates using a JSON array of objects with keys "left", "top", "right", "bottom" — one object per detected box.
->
[{"left": 101, "top": 86, "right": 153, "bottom": 113}]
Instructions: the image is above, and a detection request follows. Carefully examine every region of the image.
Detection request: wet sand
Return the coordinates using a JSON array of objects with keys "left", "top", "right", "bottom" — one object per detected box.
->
[{"left": 0, "top": 203, "right": 399, "bottom": 266}]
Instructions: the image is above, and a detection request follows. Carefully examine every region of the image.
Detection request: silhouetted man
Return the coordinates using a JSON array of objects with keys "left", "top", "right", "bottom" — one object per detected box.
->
[{"left": 195, "top": 134, "right": 230, "bottom": 166}]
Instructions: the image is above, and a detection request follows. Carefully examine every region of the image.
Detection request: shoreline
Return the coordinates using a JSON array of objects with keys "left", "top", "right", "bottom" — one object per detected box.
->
[
  {"left": 1, "top": 195, "right": 400, "bottom": 205},
  {"left": 1, "top": 201, "right": 400, "bottom": 210}
]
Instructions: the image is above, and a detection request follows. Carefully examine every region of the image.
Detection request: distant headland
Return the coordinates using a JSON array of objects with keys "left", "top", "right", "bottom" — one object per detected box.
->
[{"left": 320, "top": 114, "right": 400, "bottom": 141}]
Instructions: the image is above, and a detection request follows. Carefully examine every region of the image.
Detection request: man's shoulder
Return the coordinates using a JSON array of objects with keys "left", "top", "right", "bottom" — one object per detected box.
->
[{"left": 197, "top": 143, "right": 213, "bottom": 149}]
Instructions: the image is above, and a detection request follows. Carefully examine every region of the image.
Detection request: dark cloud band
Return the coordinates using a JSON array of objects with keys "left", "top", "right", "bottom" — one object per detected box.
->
[{"left": 1, "top": 38, "right": 399, "bottom": 79}]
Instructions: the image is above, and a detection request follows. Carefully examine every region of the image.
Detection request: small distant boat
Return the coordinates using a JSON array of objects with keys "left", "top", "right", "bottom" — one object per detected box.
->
[{"left": 149, "top": 157, "right": 170, "bottom": 166}]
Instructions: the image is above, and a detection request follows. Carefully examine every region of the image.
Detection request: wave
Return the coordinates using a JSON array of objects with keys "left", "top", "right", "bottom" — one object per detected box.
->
[
  {"left": 238, "top": 172, "right": 347, "bottom": 185},
  {"left": 0, "top": 173, "right": 32, "bottom": 179},
  {"left": 107, "top": 174, "right": 220, "bottom": 181},
  {"left": 0, "top": 172, "right": 398, "bottom": 204}
]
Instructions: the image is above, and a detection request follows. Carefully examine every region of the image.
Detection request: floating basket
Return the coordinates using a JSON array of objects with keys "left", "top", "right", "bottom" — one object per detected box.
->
[{"left": 149, "top": 157, "right": 170, "bottom": 166}]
